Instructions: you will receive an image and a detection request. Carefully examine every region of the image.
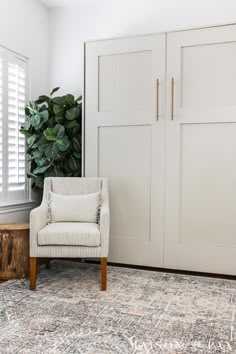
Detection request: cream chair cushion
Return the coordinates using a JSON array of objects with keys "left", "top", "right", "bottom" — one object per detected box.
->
[
  {"left": 38, "top": 222, "right": 101, "bottom": 247},
  {"left": 48, "top": 191, "right": 101, "bottom": 223}
]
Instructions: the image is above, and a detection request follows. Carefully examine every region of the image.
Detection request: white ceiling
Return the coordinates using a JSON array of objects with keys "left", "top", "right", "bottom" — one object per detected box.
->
[{"left": 39, "top": 0, "right": 97, "bottom": 8}]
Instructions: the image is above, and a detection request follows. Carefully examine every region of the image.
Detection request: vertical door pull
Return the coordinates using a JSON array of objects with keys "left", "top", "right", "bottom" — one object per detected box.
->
[
  {"left": 171, "top": 78, "right": 174, "bottom": 120},
  {"left": 156, "top": 79, "right": 159, "bottom": 120}
]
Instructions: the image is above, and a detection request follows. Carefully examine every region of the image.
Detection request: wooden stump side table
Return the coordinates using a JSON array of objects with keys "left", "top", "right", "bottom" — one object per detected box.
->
[{"left": 0, "top": 223, "right": 29, "bottom": 280}]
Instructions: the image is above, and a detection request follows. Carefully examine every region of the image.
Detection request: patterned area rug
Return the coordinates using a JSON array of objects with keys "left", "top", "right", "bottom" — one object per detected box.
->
[{"left": 0, "top": 261, "right": 235, "bottom": 354}]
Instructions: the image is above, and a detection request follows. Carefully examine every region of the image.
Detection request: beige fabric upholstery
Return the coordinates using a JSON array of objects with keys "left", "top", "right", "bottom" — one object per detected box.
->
[
  {"left": 48, "top": 191, "right": 101, "bottom": 223},
  {"left": 38, "top": 223, "right": 101, "bottom": 247},
  {"left": 30, "top": 177, "right": 110, "bottom": 258}
]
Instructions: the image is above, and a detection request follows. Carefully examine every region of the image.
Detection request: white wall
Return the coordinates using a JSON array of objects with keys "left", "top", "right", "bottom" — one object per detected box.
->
[
  {"left": 0, "top": 0, "right": 49, "bottom": 99},
  {"left": 2, "top": 0, "right": 234, "bottom": 223},
  {"left": 49, "top": 0, "right": 236, "bottom": 96},
  {"left": 0, "top": 0, "right": 49, "bottom": 222}
]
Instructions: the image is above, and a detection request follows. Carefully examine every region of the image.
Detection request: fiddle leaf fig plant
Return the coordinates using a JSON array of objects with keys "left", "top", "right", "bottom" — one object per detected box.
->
[{"left": 20, "top": 87, "right": 82, "bottom": 190}]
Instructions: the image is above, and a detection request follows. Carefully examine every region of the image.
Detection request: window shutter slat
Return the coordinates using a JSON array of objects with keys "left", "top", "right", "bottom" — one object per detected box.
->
[
  {"left": 0, "top": 49, "right": 28, "bottom": 203},
  {"left": 7, "top": 58, "right": 27, "bottom": 194}
]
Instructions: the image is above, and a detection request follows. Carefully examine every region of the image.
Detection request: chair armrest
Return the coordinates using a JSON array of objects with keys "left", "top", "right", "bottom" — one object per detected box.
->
[
  {"left": 99, "top": 204, "right": 110, "bottom": 257},
  {"left": 30, "top": 203, "right": 48, "bottom": 256}
]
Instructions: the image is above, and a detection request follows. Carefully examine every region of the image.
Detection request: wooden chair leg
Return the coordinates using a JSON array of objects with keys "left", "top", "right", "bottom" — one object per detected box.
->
[
  {"left": 30, "top": 257, "right": 37, "bottom": 290},
  {"left": 101, "top": 257, "right": 107, "bottom": 291}
]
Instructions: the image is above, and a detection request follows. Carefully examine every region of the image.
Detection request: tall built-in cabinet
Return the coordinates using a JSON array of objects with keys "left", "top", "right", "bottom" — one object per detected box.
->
[{"left": 85, "top": 25, "right": 236, "bottom": 275}]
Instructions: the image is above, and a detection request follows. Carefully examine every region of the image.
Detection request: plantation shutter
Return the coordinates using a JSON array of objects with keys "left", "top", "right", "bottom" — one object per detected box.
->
[
  {"left": 7, "top": 54, "right": 28, "bottom": 201},
  {"left": 0, "top": 48, "right": 29, "bottom": 204}
]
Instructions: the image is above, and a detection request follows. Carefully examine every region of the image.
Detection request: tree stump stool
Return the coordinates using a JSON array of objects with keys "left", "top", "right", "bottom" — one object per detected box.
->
[{"left": 0, "top": 223, "right": 30, "bottom": 280}]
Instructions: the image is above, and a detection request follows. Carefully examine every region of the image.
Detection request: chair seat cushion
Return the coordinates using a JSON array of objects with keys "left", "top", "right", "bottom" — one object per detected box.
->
[{"left": 38, "top": 222, "right": 101, "bottom": 247}]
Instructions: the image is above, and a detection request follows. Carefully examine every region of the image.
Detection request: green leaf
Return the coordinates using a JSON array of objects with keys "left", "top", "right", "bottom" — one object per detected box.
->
[
  {"left": 65, "top": 120, "right": 79, "bottom": 129},
  {"left": 35, "top": 157, "right": 49, "bottom": 167},
  {"left": 27, "top": 134, "right": 36, "bottom": 147},
  {"left": 32, "top": 114, "right": 41, "bottom": 128},
  {"left": 39, "top": 104, "right": 48, "bottom": 112},
  {"left": 33, "top": 164, "right": 51, "bottom": 174},
  {"left": 37, "top": 136, "right": 49, "bottom": 152},
  {"left": 76, "top": 95, "right": 82, "bottom": 103},
  {"left": 27, "top": 172, "right": 37, "bottom": 179},
  {"left": 22, "top": 119, "right": 31, "bottom": 131},
  {"left": 20, "top": 128, "right": 31, "bottom": 137},
  {"left": 40, "top": 110, "right": 49, "bottom": 124},
  {"left": 72, "top": 137, "right": 80, "bottom": 152},
  {"left": 53, "top": 104, "right": 63, "bottom": 115},
  {"left": 47, "top": 117, "right": 55, "bottom": 128},
  {"left": 36, "top": 95, "right": 50, "bottom": 104},
  {"left": 44, "top": 128, "right": 57, "bottom": 141},
  {"left": 72, "top": 126, "right": 80, "bottom": 137},
  {"left": 54, "top": 124, "right": 65, "bottom": 139},
  {"left": 26, "top": 101, "right": 39, "bottom": 116},
  {"left": 65, "top": 94, "right": 74, "bottom": 104},
  {"left": 73, "top": 151, "right": 81, "bottom": 159},
  {"left": 51, "top": 166, "right": 64, "bottom": 177},
  {"left": 45, "top": 143, "right": 60, "bottom": 160},
  {"left": 69, "top": 156, "right": 80, "bottom": 171},
  {"left": 52, "top": 96, "right": 65, "bottom": 105},
  {"left": 56, "top": 135, "right": 69, "bottom": 152},
  {"left": 65, "top": 107, "right": 79, "bottom": 121},
  {"left": 55, "top": 116, "right": 64, "bottom": 124},
  {"left": 25, "top": 106, "right": 30, "bottom": 116},
  {"left": 50, "top": 87, "right": 60, "bottom": 96},
  {"left": 32, "top": 150, "right": 43, "bottom": 159}
]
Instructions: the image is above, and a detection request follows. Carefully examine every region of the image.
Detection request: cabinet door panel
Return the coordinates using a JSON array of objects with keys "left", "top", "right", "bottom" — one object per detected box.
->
[
  {"left": 85, "top": 35, "right": 166, "bottom": 266},
  {"left": 165, "top": 25, "right": 236, "bottom": 275}
]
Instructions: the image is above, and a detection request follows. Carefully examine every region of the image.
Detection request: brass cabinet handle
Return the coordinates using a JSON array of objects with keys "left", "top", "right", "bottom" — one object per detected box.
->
[
  {"left": 156, "top": 79, "right": 159, "bottom": 120},
  {"left": 171, "top": 78, "right": 174, "bottom": 120}
]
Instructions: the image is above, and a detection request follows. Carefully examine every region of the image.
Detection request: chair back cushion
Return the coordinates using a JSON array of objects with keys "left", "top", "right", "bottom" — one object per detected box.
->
[
  {"left": 43, "top": 177, "right": 108, "bottom": 201},
  {"left": 51, "top": 177, "right": 102, "bottom": 195},
  {"left": 48, "top": 191, "right": 101, "bottom": 223}
]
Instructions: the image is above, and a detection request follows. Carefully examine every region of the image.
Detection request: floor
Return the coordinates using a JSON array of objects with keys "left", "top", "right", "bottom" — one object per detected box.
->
[{"left": 0, "top": 260, "right": 235, "bottom": 353}]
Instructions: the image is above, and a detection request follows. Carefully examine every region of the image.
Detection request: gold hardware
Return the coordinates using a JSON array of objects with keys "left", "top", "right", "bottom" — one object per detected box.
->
[
  {"left": 156, "top": 79, "right": 159, "bottom": 119},
  {"left": 171, "top": 78, "right": 174, "bottom": 120}
]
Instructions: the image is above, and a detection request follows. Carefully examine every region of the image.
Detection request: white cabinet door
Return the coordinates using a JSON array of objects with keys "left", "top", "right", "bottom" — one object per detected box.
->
[
  {"left": 85, "top": 35, "right": 166, "bottom": 266},
  {"left": 165, "top": 25, "right": 236, "bottom": 275}
]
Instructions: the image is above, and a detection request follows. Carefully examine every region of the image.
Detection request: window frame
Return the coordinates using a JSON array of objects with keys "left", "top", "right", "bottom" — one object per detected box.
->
[{"left": 0, "top": 45, "right": 33, "bottom": 211}]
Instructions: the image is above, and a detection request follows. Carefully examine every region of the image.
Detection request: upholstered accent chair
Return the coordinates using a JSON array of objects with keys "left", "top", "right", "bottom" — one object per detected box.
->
[{"left": 30, "top": 177, "right": 110, "bottom": 291}]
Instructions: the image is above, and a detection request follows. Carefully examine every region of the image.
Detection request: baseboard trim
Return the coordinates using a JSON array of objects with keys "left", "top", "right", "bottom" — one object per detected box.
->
[{"left": 83, "top": 260, "right": 236, "bottom": 281}]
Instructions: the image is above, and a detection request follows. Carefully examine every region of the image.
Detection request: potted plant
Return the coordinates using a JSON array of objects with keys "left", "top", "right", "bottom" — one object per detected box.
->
[{"left": 20, "top": 87, "right": 82, "bottom": 189}]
